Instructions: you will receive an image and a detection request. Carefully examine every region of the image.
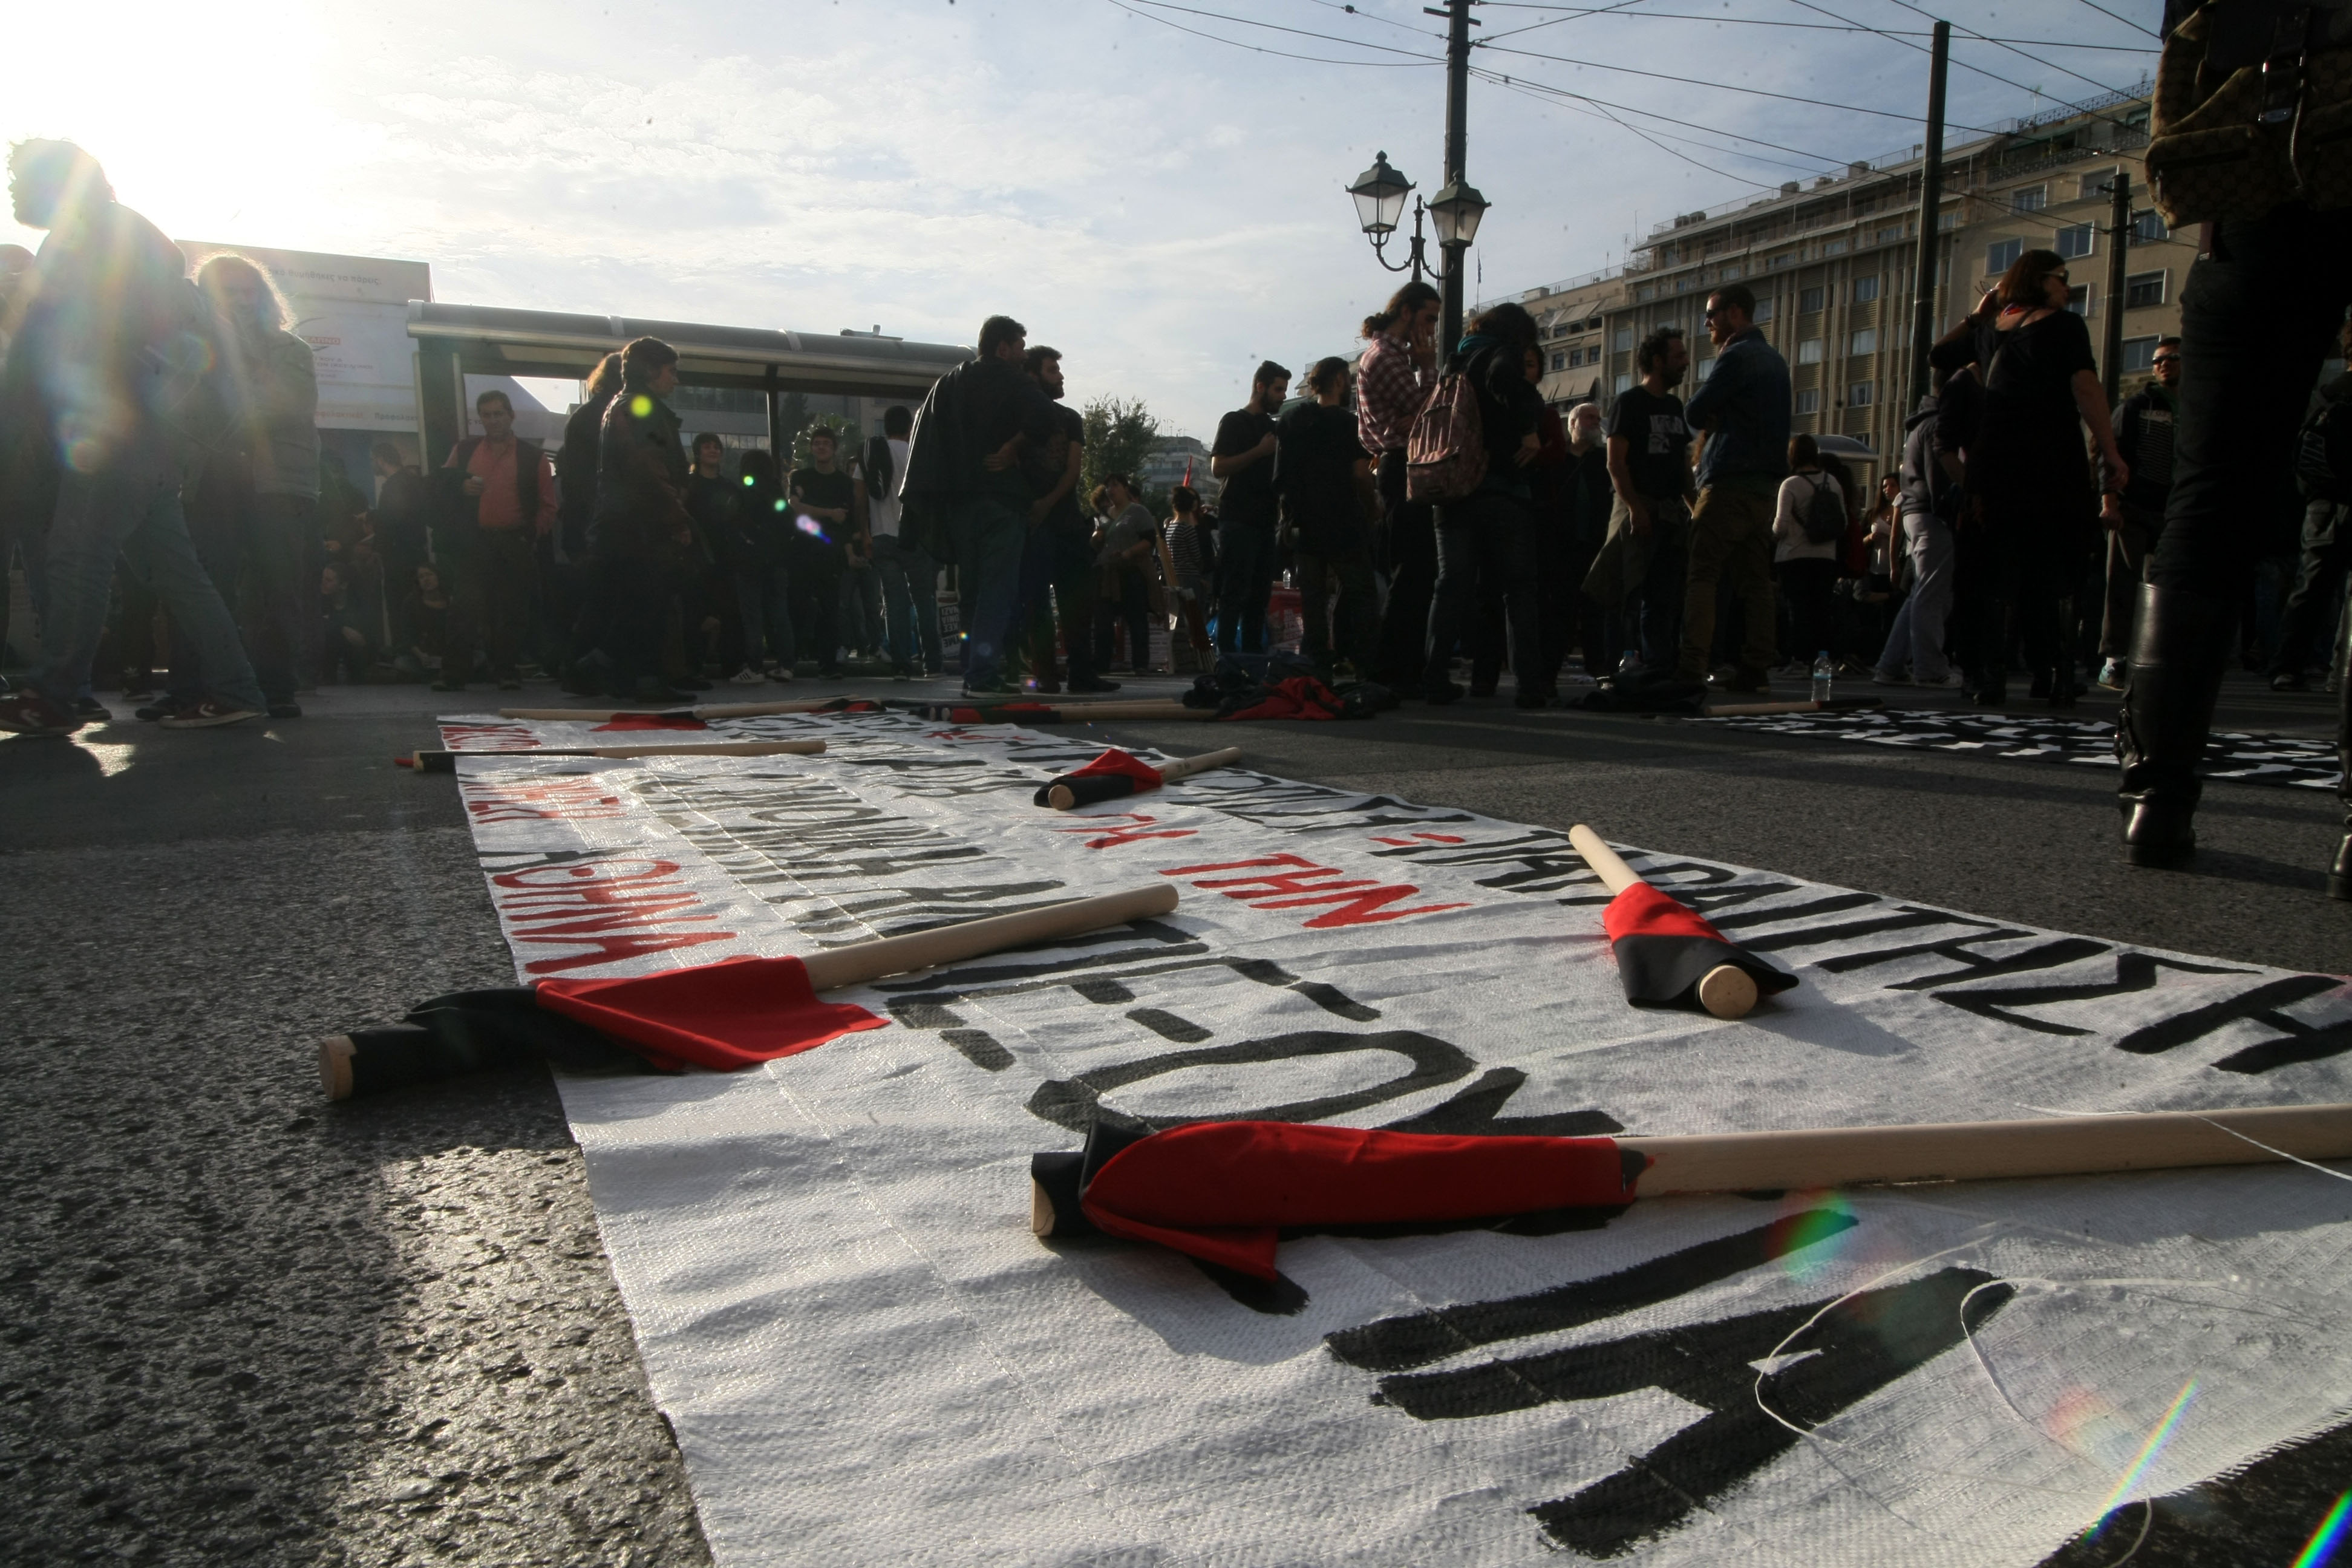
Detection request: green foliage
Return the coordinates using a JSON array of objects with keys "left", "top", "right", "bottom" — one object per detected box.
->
[
  {"left": 789, "top": 413, "right": 857, "bottom": 470},
  {"left": 1080, "top": 396, "right": 1160, "bottom": 517}
]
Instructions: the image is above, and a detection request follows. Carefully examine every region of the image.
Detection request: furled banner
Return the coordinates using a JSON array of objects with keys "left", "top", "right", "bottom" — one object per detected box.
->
[{"left": 436, "top": 708, "right": 2352, "bottom": 1567}]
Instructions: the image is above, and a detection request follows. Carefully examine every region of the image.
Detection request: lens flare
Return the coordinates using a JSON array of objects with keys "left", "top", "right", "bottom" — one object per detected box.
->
[
  {"left": 630, "top": 394, "right": 653, "bottom": 417},
  {"left": 2292, "top": 1492, "right": 2352, "bottom": 1568},
  {"left": 2079, "top": 1379, "right": 2197, "bottom": 1537},
  {"left": 1769, "top": 1191, "right": 1857, "bottom": 1281}
]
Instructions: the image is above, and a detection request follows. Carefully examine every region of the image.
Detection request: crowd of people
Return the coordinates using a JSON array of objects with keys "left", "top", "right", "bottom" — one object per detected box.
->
[{"left": 0, "top": 131, "right": 2344, "bottom": 897}]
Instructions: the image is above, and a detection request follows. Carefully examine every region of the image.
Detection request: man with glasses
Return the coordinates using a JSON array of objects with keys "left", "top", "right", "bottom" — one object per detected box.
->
[
  {"left": 1677, "top": 284, "right": 1791, "bottom": 692},
  {"left": 2097, "top": 338, "right": 2180, "bottom": 689}
]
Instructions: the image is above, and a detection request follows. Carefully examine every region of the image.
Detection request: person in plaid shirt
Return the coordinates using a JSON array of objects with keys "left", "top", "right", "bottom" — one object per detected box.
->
[{"left": 1356, "top": 279, "right": 1440, "bottom": 689}]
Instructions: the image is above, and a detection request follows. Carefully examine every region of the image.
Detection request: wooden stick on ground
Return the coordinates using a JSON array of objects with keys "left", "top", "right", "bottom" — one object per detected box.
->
[
  {"left": 495, "top": 699, "right": 856, "bottom": 720},
  {"left": 410, "top": 740, "right": 825, "bottom": 772},
  {"left": 1702, "top": 697, "right": 1885, "bottom": 717},
  {"left": 1567, "top": 823, "right": 1759, "bottom": 1021},
  {"left": 1045, "top": 746, "right": 1243, "bottom": 809}
]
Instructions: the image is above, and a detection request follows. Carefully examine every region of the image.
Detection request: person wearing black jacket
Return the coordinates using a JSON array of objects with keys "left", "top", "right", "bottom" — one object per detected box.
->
[
  {"left": 897, "top": 314, "right": 1060, "bottom": 693},
  {"left": 1547, "top": 399, "right": 1614, "bottom": 681},
  {"left": 1275, "top": 357, "right": 1376, "bottom": 684},
  {"left": 549, "top": 350, "right": 620, "bottom": 684},
  {"left": 2120, "top": 0, "right": 2351, "bottom": 894},
  {"left": 2097, "top": 339, "right": 2181, "bottom": 687},
  {"left": 587, "top": 337, "right": 693, "bottom": 701},
  {"left": 1422, "top": 302, "right": 1549, "bottom": 707}
]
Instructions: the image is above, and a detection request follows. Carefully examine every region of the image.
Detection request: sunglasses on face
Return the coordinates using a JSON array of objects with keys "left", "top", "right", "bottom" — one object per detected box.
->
[{"left": 2152, "top": 354, "right": 2180, "bottom": 365}]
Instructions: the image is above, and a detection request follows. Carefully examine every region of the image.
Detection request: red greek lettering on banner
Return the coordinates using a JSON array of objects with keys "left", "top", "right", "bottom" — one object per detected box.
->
[
  {"left": 1158, "top": 853, "right": 1471, "bottom": 929},
  {"left": 1056, "top": 812, "right": 1199, "bottom": 851},
  {"left": 462, "top": 777, "right": 629, "bottom": 823},
  {"left": 489, "top": 857, "right": 739, "bottom": 974},
  {"left": 438, "top": 722, "right": 542, "bottom": 751}
]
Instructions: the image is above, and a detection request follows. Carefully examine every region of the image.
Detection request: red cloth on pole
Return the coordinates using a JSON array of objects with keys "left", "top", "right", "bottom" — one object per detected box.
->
[
  {"left": 1067, "top": 748, "right": 1165, "bottom": 789},
  {"left": 535, "top": 955, "right": 888, "bottom": 1071},
  {"left": 1079, "top": 1121, "right": 1633, "bottom": 1279},
  {"left": 1600, "top": 881, "right": 1732, "bottom": 945}
]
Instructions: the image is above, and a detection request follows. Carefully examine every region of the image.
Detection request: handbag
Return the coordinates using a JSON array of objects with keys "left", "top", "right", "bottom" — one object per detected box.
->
[{"left": 2145, "top": 0, "right": 2352, "bottom": 226}]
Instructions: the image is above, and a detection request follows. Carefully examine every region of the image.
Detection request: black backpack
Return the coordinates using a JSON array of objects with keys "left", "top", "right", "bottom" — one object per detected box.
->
[
  {"left": 1798, "top": 473, "right": 1846, "bottom": 545},
  {"left": 2296, "top": 391, "right": 2352, "bottom": 503}
]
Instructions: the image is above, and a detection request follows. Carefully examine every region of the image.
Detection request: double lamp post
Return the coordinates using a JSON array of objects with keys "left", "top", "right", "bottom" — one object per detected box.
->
[{"left": 1344, "top": 0, "right": 1489, "bottom": 351}]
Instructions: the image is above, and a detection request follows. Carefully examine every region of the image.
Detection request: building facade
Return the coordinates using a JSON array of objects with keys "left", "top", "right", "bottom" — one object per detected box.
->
[{"left": 1511, "top": 90, "right": 2191, "bottom": 464}]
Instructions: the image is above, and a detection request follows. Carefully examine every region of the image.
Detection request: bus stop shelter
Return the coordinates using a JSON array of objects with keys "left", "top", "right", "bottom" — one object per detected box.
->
[{"left": 403, "top": 301, "right": 972, "bottom": 460}]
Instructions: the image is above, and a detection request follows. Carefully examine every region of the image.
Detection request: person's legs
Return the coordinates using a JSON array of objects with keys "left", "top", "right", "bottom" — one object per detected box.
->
[
  {"left": 1725, "top": 495, "right": 1779, "bottom": 684},
  {"left": 244, "top": 494, "right": 313, "bottom": 704},
  {"left": 1482, "top": 497, "right": 1547, "bottom": 702},
  {"left": 733, "top": 565, "right": 769, "bottom": 664},
  {"left": 1297, "top": 550, "right": 1336, "bottom": 678},
  {"left": 1676, "top": 489, "right": 1731, "bottom": 682},
  {"left": 480, "top": 528, "right": 535, "bottom": 681},
  {"left": 872, "top": 538, "right": 915, "bottom": 671},
  {"left": 1420, "top": 501, "right": 1483, "bottom": 699},
  {"left": 435, "top": 531, "right": 485, "bottom": 686},
  {"left": 1906, "top": 515, "right": 1956, "bottom": 681},
  {"left": 2270, "top": 500, "right": 2349, "bottom": 682},
  {"left": 1333, "top": 545, "right": 1379, "bottom": 679},
  {"left": 949, "top": 497, "right": 1025, "bottom": 690},
  {"left": 2128, "top": 206, "right": 2352, "bottom": 861},
  {"left": 1215, "top": 525, "right": 1271, "bottom": 655},
  {"left": 119, "top": 468, "right": 265, "bottom": 713},
  {"left": 1371, "top": 481, "right": 1437, "bottom": 685}
]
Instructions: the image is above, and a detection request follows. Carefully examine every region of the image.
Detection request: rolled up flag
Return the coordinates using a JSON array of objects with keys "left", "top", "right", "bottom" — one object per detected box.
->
[
  {"left": 1569, "top": 824, "right": 1796, "bottom": 1019},
  {"left": 1034, "top": 745, "right": 1243, "bottom": 809},
  {"left": 320, "top": 884, "right": 1181, "bottom": 1098},
  {"left": 1033, "top": 1104, "right": 2352, "bottom": 1279},
  {"left": 402, "top": 739, "right": 826, "bottom": 771}
]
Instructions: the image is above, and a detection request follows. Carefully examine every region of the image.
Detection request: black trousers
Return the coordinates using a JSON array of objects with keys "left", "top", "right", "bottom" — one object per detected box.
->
[
  {"left": 1963, "top": 505, "right": 2088, "bottom": 695},
  {"left": 590, "top": 547, "right": 668, "bottom": 693},
  {"left": 1776, "top": 556, "right": 1839, "bottom": 664},
  {"left": 2270, "top": 498, "right": 2350, "bottom": 678},
  {"left": 1370, "top": 450, "right": 1438, "bottom": 687},
  {"left": 443, "top": 526, "right": 537, "bottom": 682},
  {"left": 1297, "top": 542, "right": 1377, "bottom": 680},
  {"left": 1425, "top": 491, "right": 1543, "bottom": 697}
]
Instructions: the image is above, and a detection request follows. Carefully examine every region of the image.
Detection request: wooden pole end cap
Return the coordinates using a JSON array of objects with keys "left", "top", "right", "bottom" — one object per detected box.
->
[
  {"left": 1046, "top": 785, "right": 1076, "bottom": 810},
  {"left": 320, "top": 1036, "right": 356, "bottom": 1100},
  {"left": 1030, "top": 1178, "right": 1059, "bottom": 1237},
  {"left": 1697, "top": 965, "right": 1760, "bottom": 1021}
]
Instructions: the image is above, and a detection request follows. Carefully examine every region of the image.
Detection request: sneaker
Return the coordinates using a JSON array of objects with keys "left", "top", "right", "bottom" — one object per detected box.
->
[
  {"left": 768, "top": 665, "right": 795, "bottom": 683},
  {"left": 268, "top": 702, "right": 303, "bottom": 719},
  {"left": 2099, "top": 659, "right": 2129, "bottom": 691},
  {"left": 158, "top": 700, "right": 259, "bottom": 729},
  {"left": 0, "top": 691, "right": 85, "bottom": 735},
  {"left": 730, "top": 665, "right": 766, "bottom": 685},
  {"left": 1915, "top": 671, "right": 1965, "bottom": 689},
  {"left": 2270, "top": 670, "right": 2307, "bottom": 693},
  {"left": 1872, "top": 668, "right": 1911, "bottom": 687},
  {"left": 73, "top": 696, "right": 113, "bottom": 722},
  {"left": 890, "top": 664, "right": 916, "bottom": 682}
]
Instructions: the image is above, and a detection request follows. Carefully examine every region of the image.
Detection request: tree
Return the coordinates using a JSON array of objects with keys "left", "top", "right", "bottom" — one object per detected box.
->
[{"left": 1081, "top": 396, "right": 1160, "bottom": 516}]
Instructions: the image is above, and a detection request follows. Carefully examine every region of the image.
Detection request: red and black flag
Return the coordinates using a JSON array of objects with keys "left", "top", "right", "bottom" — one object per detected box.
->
[
  {"left": 1033, "top": 747, "right": 1165, "bottom": 808},
  {"left": 325, "top": 955, "right": 888, "bottom": 1098},
  {"left": 1033, "top": 1119, "right": 1641, "bottom": 1279},
  {"left": 1600, "top": 882, "right": 1798, "bottom": 1010}
]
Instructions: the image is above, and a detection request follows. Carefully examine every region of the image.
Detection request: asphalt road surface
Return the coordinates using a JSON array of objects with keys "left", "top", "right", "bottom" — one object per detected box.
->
[{"left": 1, "top": 670, "right": 2342, "bottom": 1566}]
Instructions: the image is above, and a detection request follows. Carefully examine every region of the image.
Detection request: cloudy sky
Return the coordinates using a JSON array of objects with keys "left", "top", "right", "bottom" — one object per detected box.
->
[{"left": 7, "top": 0, "right": 2160, "bottom": 437}]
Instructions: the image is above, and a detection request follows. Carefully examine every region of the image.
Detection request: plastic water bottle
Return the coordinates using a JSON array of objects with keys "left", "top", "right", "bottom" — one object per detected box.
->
[{"left": 1811, "top": 651, "right": 1834, "bottom": 705}]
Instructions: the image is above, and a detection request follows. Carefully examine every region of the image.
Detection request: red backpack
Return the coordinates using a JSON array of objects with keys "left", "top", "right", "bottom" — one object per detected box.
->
[{"left": 1405, "top": 370, "right": 1488, "bottom": 503}]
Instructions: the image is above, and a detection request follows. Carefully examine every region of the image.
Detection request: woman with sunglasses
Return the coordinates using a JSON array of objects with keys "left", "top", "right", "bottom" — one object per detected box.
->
[{"left": 1931, "top": 249, "right": 2129, "bottom": 708}]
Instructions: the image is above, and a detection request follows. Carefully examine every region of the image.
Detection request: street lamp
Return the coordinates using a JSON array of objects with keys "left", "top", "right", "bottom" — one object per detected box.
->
[{"left": 1350, "top": 152, "right": 1489, "bottom": 286}]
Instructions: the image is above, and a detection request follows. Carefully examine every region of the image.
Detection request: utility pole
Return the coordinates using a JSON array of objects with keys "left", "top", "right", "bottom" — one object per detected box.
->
[
  {"left": 2102, "top": 168, "right": 2132, "bottom": 408},
  {"left": 1439, "top": 0, "right": 1472, "bottom": 352},
  {"left": 1907, "top": 18, "right": 1950, "bottom": 410}
]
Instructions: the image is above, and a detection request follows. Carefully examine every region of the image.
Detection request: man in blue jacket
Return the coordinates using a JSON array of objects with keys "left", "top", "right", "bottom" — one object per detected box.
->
[{"left": 1677, "top": 284, "right": 1791, "bottom": 693}]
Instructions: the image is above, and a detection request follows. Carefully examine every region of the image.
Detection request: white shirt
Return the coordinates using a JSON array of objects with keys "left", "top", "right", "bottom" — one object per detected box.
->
[
  {"left": 867, "top": 437, "right": 910, "bottom": 540},
  {"left": 1772, "top": 469, "right": 1844, "bottom": 564}
]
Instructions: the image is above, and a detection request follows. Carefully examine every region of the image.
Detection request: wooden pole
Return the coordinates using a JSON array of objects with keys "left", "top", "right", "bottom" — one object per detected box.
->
[
  {"left": 1624, "top": 1102, "right": 2352, "bottom": 1195},
  {"left": 1702, "top": 698, "right": 1884, "bottom": 717},
  {"left": 1569, "top": 824, "right": 1759, "bottom": 1020},
  {"left": 797, "top": 885, "right": 1178, "bottom": 990},
  {"left": 413, "top": 740, "right": 825, "bottom": 771},
  {"left": 495, "top": 700, "right": 852, "bottom": 720},
  {"left": 1045, "top": 746, "right": 1244, "bottom": 809}
]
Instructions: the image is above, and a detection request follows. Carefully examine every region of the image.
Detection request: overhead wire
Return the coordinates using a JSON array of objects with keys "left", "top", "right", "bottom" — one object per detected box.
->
[
  {"left": 2068, "top": 0, "right": 2163, "bottom": 40},
  {"left": 1103, "top": 0, "right": 1443, "bottom": 65},
  {"left": 1868, "top": 0, "right": 2140, "bottom": 100},
  {"left": 1779, "top": 0, "right": 2146, "bottom": 132},
  {"left": 1475, "top": 38, "right": 2004, "bottom": 132}
]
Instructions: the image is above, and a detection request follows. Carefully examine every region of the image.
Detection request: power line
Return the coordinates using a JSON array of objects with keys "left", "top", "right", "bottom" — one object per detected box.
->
[
  {"left": 1469, "top": 65, "right": 1861, "bottom": 166},
  {"left": 1479, "top": 0, "right": 1664, "bottom": 46},
  {"left": 1480, "top": 70, "right": 1835, "bottom": 176},
  {"left": 1480, "top": 8, "right": 2157, "bottom": 50},
  {"left": 1101, "top": 0, "right": 1440, "bottom": 65},
  {"left": 1869, "top": 0, "right": 2137, "bottom": 99},
  {"left": 1477, "top": 38, "right": 2002, "bottom": 132},
  {"left": 1780, "top": 0, "right": 2143, "bottom": 132},
  {"left": 2068, "top": 0, "right": 2163, "bottom": 40}
]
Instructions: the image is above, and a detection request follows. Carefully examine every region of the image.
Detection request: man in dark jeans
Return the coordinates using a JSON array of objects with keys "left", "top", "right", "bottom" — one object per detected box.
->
[
  {"left": 2098, "top": 338, "right": 2181, "bottom": 689},
  {"left": 1678, "top": 283, "right": 1791, "bottom": 692},
  {"left": 589, "top": 338, "right": 693, "bottom": 702},
  {"left": 1601, "top": 326, "right": 1695, "bottom": 678},
  {"left": 1422, "top": 304, "right": 1548, "bottom": 708},
  {"left": 2118, "top": 186, "right": 2352, "bottom": 891},
  {"left": 433, "top": 387, "right": 555, "bottom": 690},
  {"left": 789, "top": 425, "right": 861, "bottom": 679},
  {"left": 1210, "top": 361, "right": 1290, "bottom": 657},
  {"left": 1275, "top": 357, "right": 1377, "bottom": 684},
  {"left": 1021, "top": 348, "right": 1113, "bottom": 693}
]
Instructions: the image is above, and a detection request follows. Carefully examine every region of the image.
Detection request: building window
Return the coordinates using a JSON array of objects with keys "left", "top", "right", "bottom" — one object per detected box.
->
[
  {"left": 1720, "top": 264, "right": 1743, "bottom": 281},
  {"left": 2131, "top": 209, "right": 2169, "bottom": 244},
  {"left": 1850, "top": 328, "right": 1878, "bottom": 355},
  {"left": 1636, "top": 285, "right": 1655, "bottom": 302},
  {"left": 1769, "top": 252, "right": 1794, "bottom": 270},
  {"left": 1797, "top": 338, "right": 1824, "bottom": 365},
  {"left": 2080, "top": 169, "right": 2121, "bottom": 201},
  {"left": 1674, "top": 273, "right": 1694, "bottom": 293},
  {"left": 1614, "top": 371, "right": 1633, "bottom": 394},
  {"left": 2121, "top": 336, "right": 2160, "bottom": 372},
  {"left": 1753, "top": 296, "right": 1774, "bottom": 323},
  {"left": 1613, "top": 327, "right": 1633, "bottom": 351},
  {"left": 2012, "top": 185, "right": 2047, "bottom": 212},
  {"left": 2055, "top": 223, "right": 2096, "bottom": 260},
  {"left": 1878, "top": 225, "right": 1905, "bottom": 244},
  {"left": 2067, "top": 283, "right": 2092, "bottom": 315},
  {"left": 2125, "top": 270, "right": 2167, "bottom": 309},
  {"left": 1852, "top": 274, "right": 1880, "bottom": 303},
  {"left": 1849, "top": 380, "right": 1874, "bottom": 407},
  {"left": 1795, "top": 387, "right": 1822, "bottom": 414},
  {"left": 1696, "top": 356, "right": 1716, "bottom": 381},
  {"left": 1939, "top": 211, "right": 1962, "bottom": 231},
  {"left": 1987, "top": 237, "right": 2024, "bottom": 275},
  {"left": 1824, "top": 238, "right": 1848, "bottom": 256},
  {"left": 1551, "top": 352, "right": 1566, "bottom": 372},
  {"left": 1800, "top": 285, "right": 1826, "bottom": 313}
]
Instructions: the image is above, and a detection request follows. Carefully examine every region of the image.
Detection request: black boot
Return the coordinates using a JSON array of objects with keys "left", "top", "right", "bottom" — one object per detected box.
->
[
  {"left": 2331, "top": 665, "right": 2350, "bottom": 901},
  {"left": 2115, "top": 583, "right": 2233, "bottom": 867}
]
